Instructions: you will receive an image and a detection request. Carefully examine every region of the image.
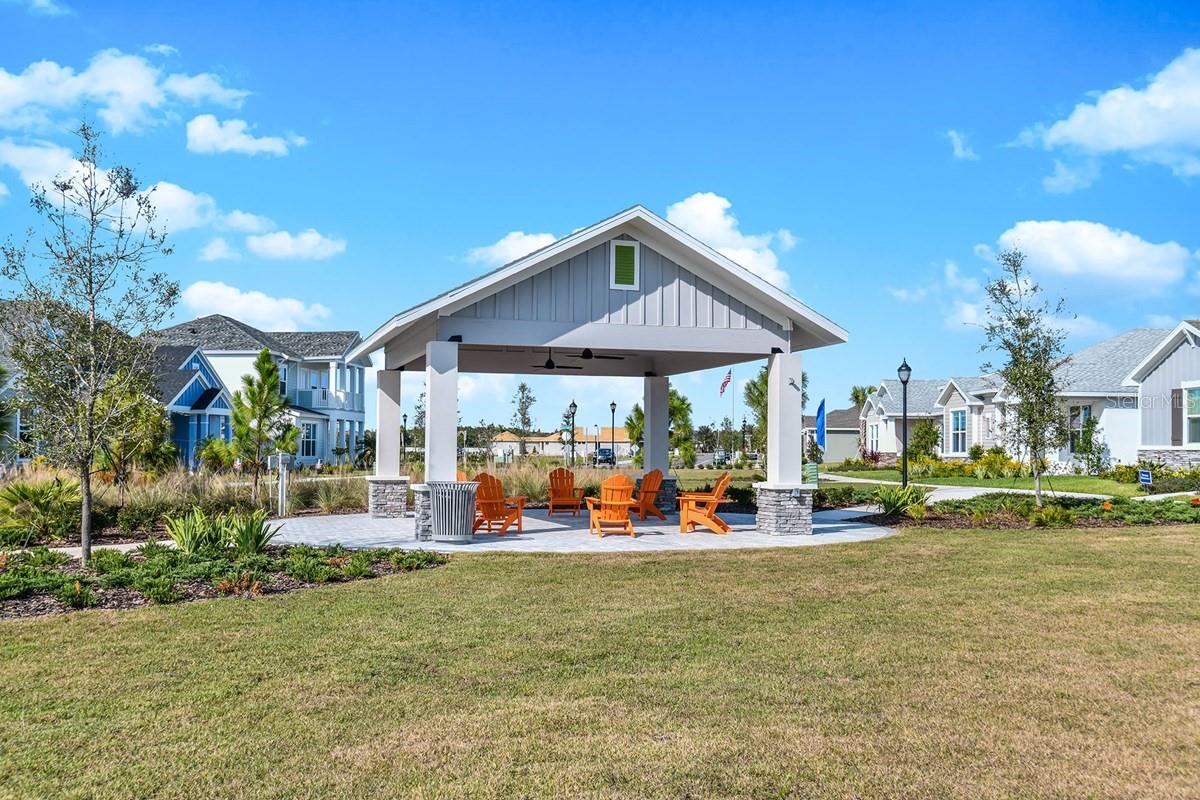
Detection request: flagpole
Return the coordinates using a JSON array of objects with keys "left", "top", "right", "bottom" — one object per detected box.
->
[{"left": 731, "top": 366, "right": 736, "bottom": 458}]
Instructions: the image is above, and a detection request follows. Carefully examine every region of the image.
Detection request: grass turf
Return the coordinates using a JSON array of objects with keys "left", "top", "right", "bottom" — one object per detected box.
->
[
  {"left": 2, "top": 526, "right": 1198, "bottom": 798},
  {"left": 825, "top": 468, "right": 1141, "bottom": 497}
]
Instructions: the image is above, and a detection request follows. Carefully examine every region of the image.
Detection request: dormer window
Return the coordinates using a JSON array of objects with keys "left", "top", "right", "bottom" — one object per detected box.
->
[{"left": 610, "top": 240, "right": 640, "bottom": 290}]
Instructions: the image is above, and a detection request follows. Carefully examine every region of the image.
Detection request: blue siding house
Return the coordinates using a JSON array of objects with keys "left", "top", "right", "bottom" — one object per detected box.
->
[{"left": 153, "top": 345, "right": 234, "bottom": 468}]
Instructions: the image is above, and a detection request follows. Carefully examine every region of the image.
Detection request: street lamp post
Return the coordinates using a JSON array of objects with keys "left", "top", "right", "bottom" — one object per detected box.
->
[
  {"left": 609, "top": 401, "right": 617, "bottom": 468},
  {"left": 897, "top": 358, "right": 912, "bottom": 488},
  {"left": 401, "top": 413, "right": 407, "bottom": 465},
  {"left": 568, "top": 400, "right": 578, "bottom": 466}
]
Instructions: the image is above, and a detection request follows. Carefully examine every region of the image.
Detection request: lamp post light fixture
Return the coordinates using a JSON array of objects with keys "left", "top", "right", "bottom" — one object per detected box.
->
[
  {"left": 610, "top": 401, "right": 617, "bottom": 468},
  {"left": 897, "top": 358, "right": 912, "bottom": 488},
  {"left": 401, "top": 413, "right": 408, "bottom": 465},
  {"left": 568, "top": 399, "right": 578, "bottom": 466}
]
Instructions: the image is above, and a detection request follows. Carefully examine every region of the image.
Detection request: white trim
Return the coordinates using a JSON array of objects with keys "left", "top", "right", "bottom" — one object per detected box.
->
[
  {"left": 348, "top": 205, "right": 848, "bottom": 362},
  {"left": 1123, "top": 321, "right": 1197, "bottom": 386},
  {"left": 609, "top": 239, "right": 641, "bottom": 291},
  {"left": 947, "top": 407, "right": 968, "bottom": 455}
]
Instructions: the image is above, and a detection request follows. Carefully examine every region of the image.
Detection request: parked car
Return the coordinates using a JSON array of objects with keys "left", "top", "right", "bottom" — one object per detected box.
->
[{"left": 593, "top": 447, "right": 615, "bottom": 467}]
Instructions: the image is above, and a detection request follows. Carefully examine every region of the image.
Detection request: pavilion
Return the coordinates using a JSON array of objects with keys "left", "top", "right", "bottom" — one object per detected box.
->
[{"left": 346, "top": 205, "right": 848, "bottom": 536}]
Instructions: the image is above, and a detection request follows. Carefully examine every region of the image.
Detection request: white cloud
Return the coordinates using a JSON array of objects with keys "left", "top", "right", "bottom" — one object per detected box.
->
[
  {"left": 0, "top": 180, "right": 8, "bottom": 201},
  {"left": 246, "top": 228, "right": 346, "bottom": 260},
  {"left": 1057, "top": 314, "right": 1113, "bottom": 340},
  {"left": 219, "top": 209, "right": 274, "bottom": 233},
  {"left": 181, "top": 281, "right": 330, "bottom": 331},
  {"left": 946, "top": 129, "right": 978, "bottom": 160},
  {"left": 143, "top": 44, "right": 178, "bottom": 57},
  {"left": 888, "top": 286, "right": 929, "bottom": 303},
  {"left": 0, "top": 137, "right": 74, "bottom": 186},
  {"left": 945, "top": 300, "right": 984, "bottom": 330},
  {"left": 459, "top": 374, "right": 515, "bottom": 403},
  {"left": 146, "top": 180, "right": 216, "bottom": 232},
  {"left": 0, "top": 48, "right": 248, "bottom": 133},
  {"left": 1023, "top": 48, "right": 1200, "bottom": 178},
  {"left": 995, "top": 220, "right": 1193, "bottom": 289},
  {"left": 7, "top": 0, "right": 72, "bottom": 15},
  {"left": 198, "top": 237, "right": 239, "bottom": 262},
  {"left": 1042, "top": 159, "right": 1099, "bottom": 194},
  {"left": 466, "top": 231, "right": 557, "bottom": 267},
  {"left": 1146, "top": 313, "right": 1178, "bottom": 327},
  {"left": 186, "top": 114, "right": 305, "bottom": 157},
  {"left": 665, "top": 192, "right": 793, "bottom": 289},
  {"left": 943, "top": 260, "right": 980, "bottom": 294}
]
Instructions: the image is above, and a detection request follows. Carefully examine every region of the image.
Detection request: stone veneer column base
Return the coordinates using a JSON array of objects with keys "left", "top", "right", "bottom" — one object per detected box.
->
[
  {"left": 753, "top": 484, "right": 815, "bottom": 535},
  {"left": 413, "top": 484, "right": 433, "bottom": 542},
  {"left": 1138, "top": 449, "right": 1200, "bottom": 469},
  {"left": 367, "top": 476, "right": 410, "bottom": 518},
  {"left": 636, "top": 475, "right": 679, "bottom": 516}
]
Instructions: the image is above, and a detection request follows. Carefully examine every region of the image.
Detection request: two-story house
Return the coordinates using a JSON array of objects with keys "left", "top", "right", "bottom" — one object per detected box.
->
[{"left": 155, "top": 315, "right": 371, "bottom": 467}]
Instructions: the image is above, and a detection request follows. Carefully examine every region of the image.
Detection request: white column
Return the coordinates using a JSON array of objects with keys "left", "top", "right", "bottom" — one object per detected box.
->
[
  {"left": 376, "top": 369, "right": 402, "bottom": 477},
  {"left": 424, "top": 340, "right": 459, "bottom": 481},
  {"left": 643, "top": 375, "right": 670, "bottom": 473},
  {"left": 766, "top": 350, "right": 806, "bottom": 484}
]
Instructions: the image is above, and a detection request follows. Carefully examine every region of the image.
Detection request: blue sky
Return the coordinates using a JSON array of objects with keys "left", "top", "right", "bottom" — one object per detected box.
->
[{"left": 2, "top": 0, "right": 1200, "bottom": 433}]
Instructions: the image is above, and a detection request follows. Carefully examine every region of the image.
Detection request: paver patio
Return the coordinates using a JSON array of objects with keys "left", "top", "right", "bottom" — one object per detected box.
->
[{"left": 273, "top": 508, "right": 893, "bottom": 553}]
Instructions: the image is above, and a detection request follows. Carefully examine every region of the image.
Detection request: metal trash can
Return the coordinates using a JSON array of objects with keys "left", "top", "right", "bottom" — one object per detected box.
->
[{"left": 429, "top": 480, "right": 478, "bottom": 543}]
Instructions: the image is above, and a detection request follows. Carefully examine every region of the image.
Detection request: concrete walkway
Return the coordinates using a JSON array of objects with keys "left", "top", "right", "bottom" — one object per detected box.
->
[
  {"left": 821, "top": 472, "right": 1114, "bottom": 501},
  {"left": 273, "top": 508, "right": 894, "bottom": 553}
]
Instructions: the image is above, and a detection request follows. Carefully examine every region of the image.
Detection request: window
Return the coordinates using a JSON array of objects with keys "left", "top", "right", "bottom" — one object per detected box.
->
[
  {"left": 609, "top": 239, "right": 640, "bottom": 290},
  {"left": 1069, "top": 404, "right": 1093, "bottom": 453},
  {"left": 278, "top": 365, "right": 287, "bottom": 397},
  {"left": 868, "top": 424, "right": 879, "bottom": 453},
  {"left": 950, "top": 410, "right": 967, "bottom": 453},
  {"left": 1188, "top": 388, "right": 1200, "bottom": 445},
  {"left": 300, "top": 423, "right": 317, "bottom": 458}
]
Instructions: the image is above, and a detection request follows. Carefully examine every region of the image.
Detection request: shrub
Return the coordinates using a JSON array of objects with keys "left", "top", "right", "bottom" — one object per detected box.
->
[
  {"left": 0, "top": 564, "right": 71, "bottom": 600},
  {"left": 389, "top": 549, "right": 448, "bottom": 571},
  {"left": 0, "top": 478, "right": 81, "bottom": 545},
  {"left": 55, "top": 580, "right": 99, "bottom": 609},
  {"left": 223, "top": 510, "right": 281, "bottom": 557},
  {"left": 22, "top": 546, "right": 70, "bottom": 569},
  {"left": 116, "top": 503, "right": 165, "bottom": 535},
  {"left": 136, "top": 539, "right": 172, "bottom": 560},
  {"left": 214, "top": 571, "right": 263, "bottom": 596},
  {"left": 968, "top": 444, "right": 985, "bottom": 462},
  {"left": 1029, "top": 504, "right": 1075, "bottom": 527},
  {"left": 87, "top": 548, "right": 133, "bottom": 574},
  {"left": 874, "top": 484, "right": 931, "bottom": 518},
  {"left": 164, "top": 508, "right": 223, "bottom": 555},
  {"left": 284, "top": 552, "right": 337, "bottom": 583},
  {"left": 135, "top": 576, "right": 184, "bottom": 604},
  {"left": 341, "top": 551, "right": 376, "bottom": 579}
]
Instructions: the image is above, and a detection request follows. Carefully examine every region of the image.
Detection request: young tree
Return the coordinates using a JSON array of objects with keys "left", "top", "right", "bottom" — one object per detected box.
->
[
  {"left": 0, "top": 124, "right": 178, "bottom": 560},
  {"left": 624, "top": 388, "right": 694, "bottom": 468},
  {"left": 694, "top": 423, "right": 719, "bottom": 452},
  {"left": 231, "top": 349, "right": 300, "bottom": 500},
  {"left": 980, "top": 249, "right": 1071, "bottom": 506},
  {"left": 510, "top": 382, "right": 536, "bottom": 455},
  {"left": 94, "top": 380, "right": 172, "bottom": 503},
  {"left": 743, "top": 365, "right": 807, "bottom": 462},
  {"left": 410, "top": 390, "right": 426, "bottom": 449},
  {"left": 848, "top": 385, "right": 876, "bottom": 406},
  {"left": 908, "top": 418, "right": 941, "bottom": 460}
]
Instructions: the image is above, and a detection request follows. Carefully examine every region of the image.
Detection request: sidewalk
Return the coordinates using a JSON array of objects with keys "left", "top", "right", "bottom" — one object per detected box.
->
[{"left": 820, "top": 472, "right": 1114, "bottom": 501}]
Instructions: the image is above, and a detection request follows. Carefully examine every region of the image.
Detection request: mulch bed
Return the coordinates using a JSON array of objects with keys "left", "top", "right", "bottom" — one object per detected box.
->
[{"left": 863, "top": 511, "right": 1193, "bottom": 530}]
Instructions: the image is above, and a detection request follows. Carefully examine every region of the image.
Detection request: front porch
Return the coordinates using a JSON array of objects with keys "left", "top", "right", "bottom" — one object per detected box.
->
[{"left": 274, "top": 508, "right": 892, "bottom": 553}]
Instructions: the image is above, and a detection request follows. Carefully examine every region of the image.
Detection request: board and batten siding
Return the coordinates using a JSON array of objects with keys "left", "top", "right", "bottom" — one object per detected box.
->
[
  {"left": 450, "top": 239, "right": 785, "bottom": 334},
  {"left": 1139, "top": 338, "right": 1200, "bottom": 446}
]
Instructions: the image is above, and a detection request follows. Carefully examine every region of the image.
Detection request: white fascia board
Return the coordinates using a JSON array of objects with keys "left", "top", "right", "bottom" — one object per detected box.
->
[
  {"left": 349, "top": 205, "right": 848, "bottom": 362},
  {"left": 1122, "top": 322, "right": 1197, "bottom": 386}
]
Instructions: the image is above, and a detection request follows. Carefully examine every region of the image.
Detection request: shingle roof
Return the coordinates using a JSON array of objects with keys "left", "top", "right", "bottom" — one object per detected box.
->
[
  {"left": 267, "top": 330, "right": 360, "bottom": 359},
  {"left": 804, "top": 405, "right": 862, "bottom": 430},
  {"left": 155, "top": 315, "right": 292, "bottom": 354},
  {"left": 874, "top": 379, "right": 946, "bottom": 415},
  {"left": 1055, "top": 328, "right": 1170, "bottom": 394},
  {"left": 151, "top": 344, "right": 203, "bottom": 404}
]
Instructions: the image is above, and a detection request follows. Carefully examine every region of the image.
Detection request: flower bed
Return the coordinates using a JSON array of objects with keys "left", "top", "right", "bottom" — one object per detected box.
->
[
  {"left": 890, "top": 492, "right": 1200, "bottom": 530},
  {"left": 0, "top": 542, "right": 447, "bottom": 620}
]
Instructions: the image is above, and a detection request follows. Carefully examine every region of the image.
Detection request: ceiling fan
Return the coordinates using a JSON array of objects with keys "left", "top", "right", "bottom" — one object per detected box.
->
[
  {"left": 567, "top": 348, "right": 625, "bottom": 361},
  {"left": 530, "top": 348, "right": 583, "bottom": 370}
]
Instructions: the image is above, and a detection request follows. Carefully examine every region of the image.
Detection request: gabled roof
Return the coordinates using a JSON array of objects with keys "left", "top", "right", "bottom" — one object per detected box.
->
[
  {"left": 867, "top": 379, "right": 947, "bottom": 416},
  {"left": 349, "top": 205, "right": 847, "bottom": 363},
  {"left": 151, "top": 344, "right": 207, "bottom": 405},
  {"left": 935, "top": 374, "right": 1002, "bottom": 407},
  {"left": 156, "top": 315, "right": 370, "bottom": 365},
  {"left": 804, "top": 405, "right": 862, "bottom": 431},
  {"left": 1123, "top": 322, "right": 1198, "bottom": 386}
]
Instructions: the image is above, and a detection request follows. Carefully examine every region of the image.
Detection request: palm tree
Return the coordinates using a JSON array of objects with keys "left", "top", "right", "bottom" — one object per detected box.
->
[
  {"left": 848, "top": 385, "right": 876, "bottom": 407},
  {"left": 625, "top": 388, "right": 694, "bottom": 467},
  {"left": 744, "top": 365, "right": 807, "bottom": 462}
]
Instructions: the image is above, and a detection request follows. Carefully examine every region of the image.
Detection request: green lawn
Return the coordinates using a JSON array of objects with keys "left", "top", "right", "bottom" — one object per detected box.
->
[
  {"left": 3, "top": 527, "right": 1199, "bottom": 798},
  {"left": 674, "top": 467, "right": 763, "bottom": 491},
  {"left": 825, "top": 467, "right": 1142, "bottom": 497}
]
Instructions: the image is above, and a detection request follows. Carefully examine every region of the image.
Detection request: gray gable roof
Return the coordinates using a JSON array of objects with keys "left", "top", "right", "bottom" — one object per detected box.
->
[
  {"left": 1056, "top": 328, "right": 1169, "bottom": 395},
  {"left": 151, "top": 344, "right": 204, "bottom": 405},
  {"left": 804, "top": 404, "right": 863, "bottom": 430},
  {"left": 156, "top": 315, "right": 366, "bottom": 363},
  {"left": 873, "top": 379, "right": 946, "bottom": 415}
]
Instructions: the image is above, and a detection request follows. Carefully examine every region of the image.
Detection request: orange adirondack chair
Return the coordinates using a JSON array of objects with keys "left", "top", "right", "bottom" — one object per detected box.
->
[
  {"left": 472, "top": 472, "right": 526, "bottom": 535},
  {"left": 586, "top": 474, "right": 637, "bottom": 538},
  {"left": 547, "top": 467, "right": 585, "bottom": 516},
  {"left": 634, "top": 468, "right": 667, "bottom": 520},
  {"left": 456, "top": 469, "right": 468, "bottom": 481},
  {"left": 677, "top": 472, "right": 732, "bottom": 535}
]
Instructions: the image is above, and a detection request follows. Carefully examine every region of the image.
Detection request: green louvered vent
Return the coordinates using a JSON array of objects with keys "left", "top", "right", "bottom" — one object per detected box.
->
[{"left": 613, "top": 243, "right": 637, "bottom": 287}]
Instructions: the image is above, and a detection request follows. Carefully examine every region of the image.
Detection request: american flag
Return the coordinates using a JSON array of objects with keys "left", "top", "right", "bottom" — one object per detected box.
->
[{"left": 719, "top": 369, "right": 732, "bottom": 396}]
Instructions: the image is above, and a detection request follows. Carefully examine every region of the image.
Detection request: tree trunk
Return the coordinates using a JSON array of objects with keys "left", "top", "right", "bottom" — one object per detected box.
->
[
  {"left": 79, "top": 466, "right": 93, "bottom": 562},
  {"left": 1033, "top": 461, "right": 1043, "bottom": 507}
]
